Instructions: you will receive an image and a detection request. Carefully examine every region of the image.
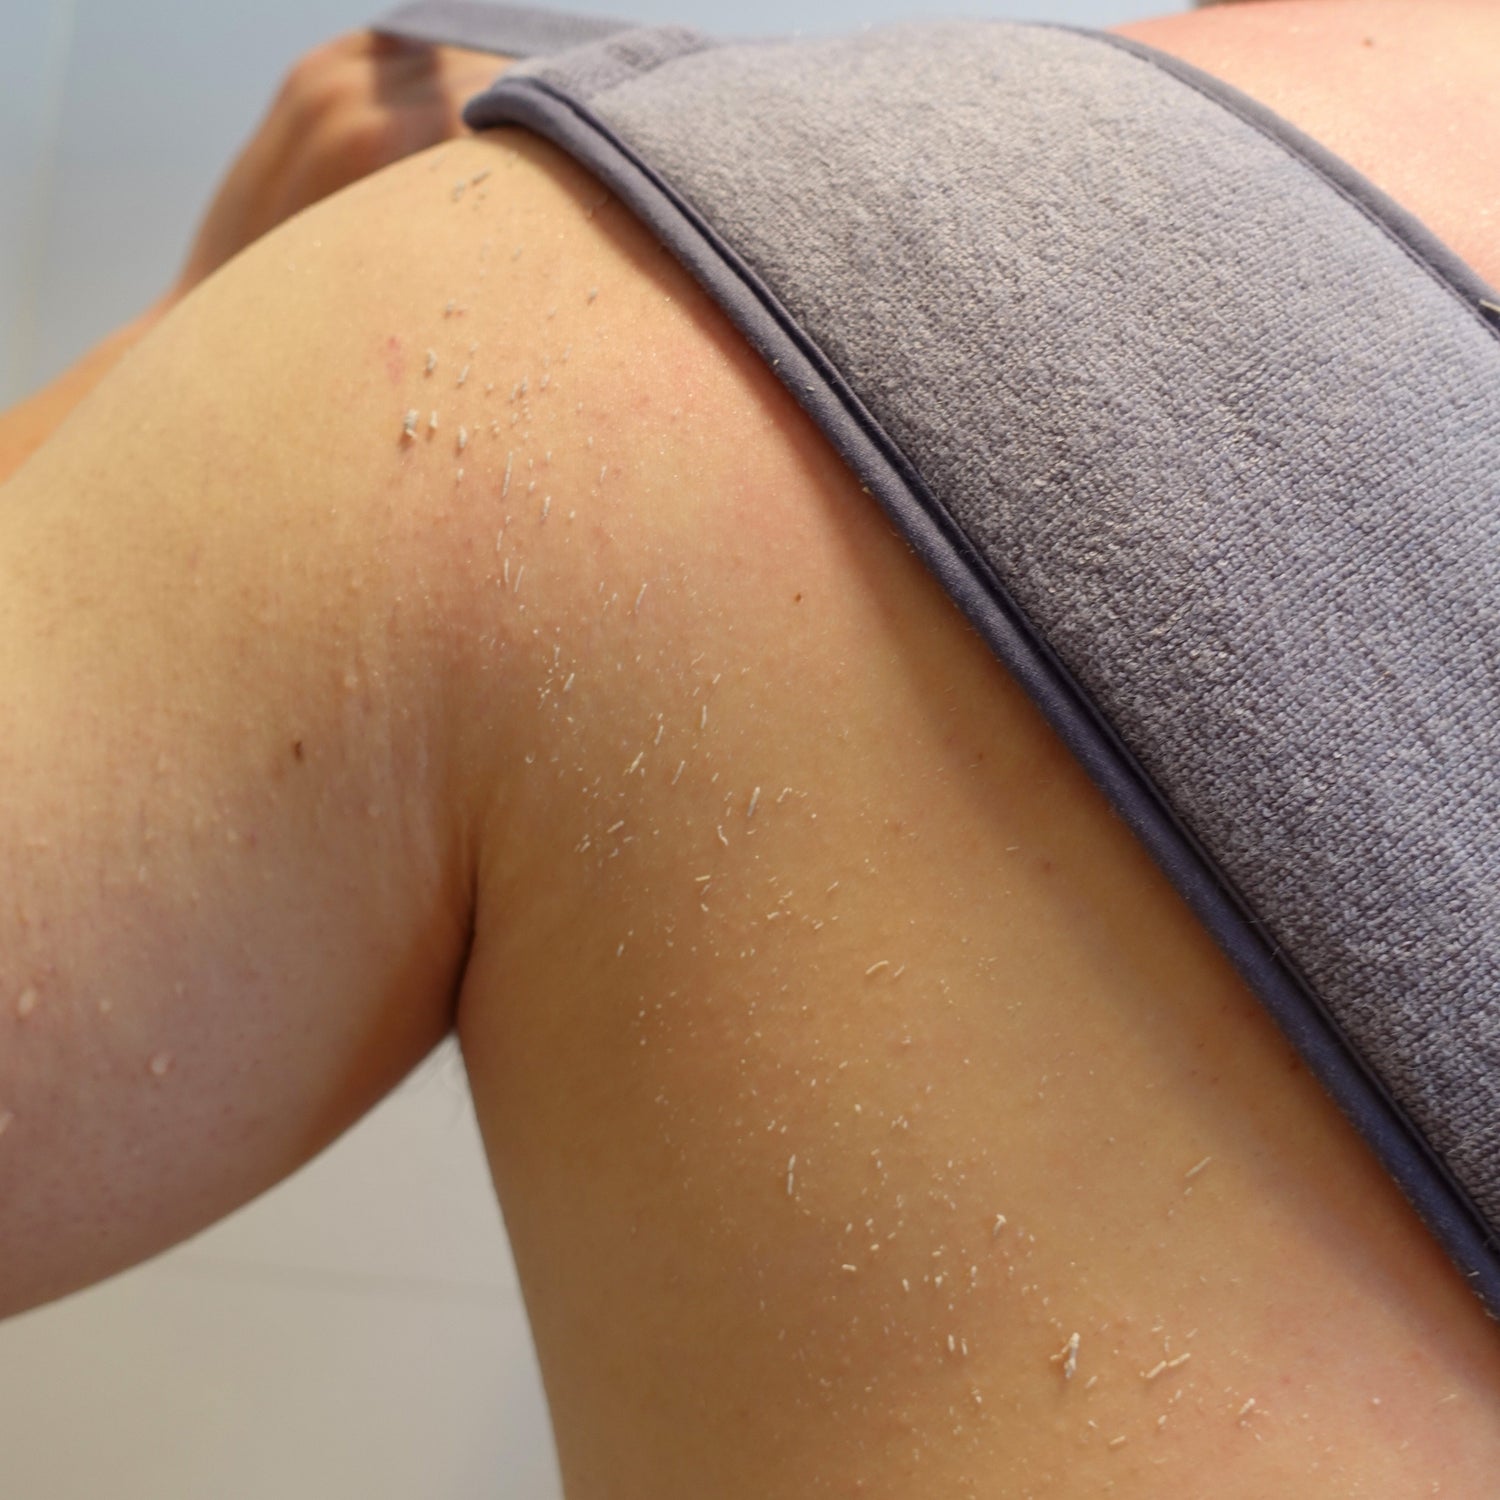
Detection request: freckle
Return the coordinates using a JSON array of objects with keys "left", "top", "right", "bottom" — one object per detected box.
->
[
  {"left": 149, "top": 1052, "right": 173, "bottom": 1079},
  {"left": 15, "top": 987, "right": 39, "bottom": 1020}
]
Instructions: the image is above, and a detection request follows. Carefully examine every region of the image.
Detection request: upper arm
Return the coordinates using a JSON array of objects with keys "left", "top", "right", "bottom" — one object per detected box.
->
[{"left": 0, "top": 131, "right": 568, "bottom": 1318}]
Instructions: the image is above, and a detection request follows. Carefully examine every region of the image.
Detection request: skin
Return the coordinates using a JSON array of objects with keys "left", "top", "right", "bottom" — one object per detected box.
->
[{"left": 0, "top": 3, "right": 1496, "bottom": 1496}]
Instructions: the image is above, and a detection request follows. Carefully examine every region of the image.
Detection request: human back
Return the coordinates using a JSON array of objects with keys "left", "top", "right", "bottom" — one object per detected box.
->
[{"left": 0, "top": 3, "right": 1496, "bottom": 1497}]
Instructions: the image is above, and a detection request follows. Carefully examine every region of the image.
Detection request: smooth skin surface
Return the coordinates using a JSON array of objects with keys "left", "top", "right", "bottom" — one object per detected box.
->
[{"left": 1, "top": 3, "right": 1496, "bottom": 1496}]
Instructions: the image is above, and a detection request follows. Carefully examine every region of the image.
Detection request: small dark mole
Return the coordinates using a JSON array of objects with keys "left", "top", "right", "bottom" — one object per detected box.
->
[
  {"left": 794, "top": 592, "right": 803, "bottom": 603},
  {"left": 292, "top": 740, "right": 305, "bottom": 762}
]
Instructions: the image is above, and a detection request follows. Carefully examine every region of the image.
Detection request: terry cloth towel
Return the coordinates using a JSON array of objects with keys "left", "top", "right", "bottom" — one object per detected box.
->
[{"left": 374, "top": 3, "right": 1500, "bottom": 1316}]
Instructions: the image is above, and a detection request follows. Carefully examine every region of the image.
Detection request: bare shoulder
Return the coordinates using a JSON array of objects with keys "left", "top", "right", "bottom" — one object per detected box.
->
[{"left": 415, "top": 126, "right": 1500, "bottom": 1500}]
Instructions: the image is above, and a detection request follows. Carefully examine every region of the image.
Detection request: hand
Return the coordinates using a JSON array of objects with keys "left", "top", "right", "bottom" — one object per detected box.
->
[{"left": 173, "top": 30, "right": 509, "bottom": 298}]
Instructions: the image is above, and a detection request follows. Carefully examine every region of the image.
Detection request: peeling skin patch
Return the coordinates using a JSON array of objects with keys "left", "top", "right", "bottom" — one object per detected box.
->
[
  {"left": 149, "top": 1052, "right": 173, "bottom": 1079},
  {"left": 15, "top": 987, "right": 39, "bottom": 1020}
]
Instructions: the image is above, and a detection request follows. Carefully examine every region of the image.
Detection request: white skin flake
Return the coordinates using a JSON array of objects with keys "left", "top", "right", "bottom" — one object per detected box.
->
[
  {"left": 502, "top": 452, "right": 513, "bottom": 498},
  {"left": 15, "top": 987, "right": 39, "bottom": 1019},
  {"left": 402, "top": 410, "right": 419, "bottom": 440},
  {"left": 149, "top": 1052, "right": 173, "bottom": 1078},
  {"left": 787, "top": 1155, "right": 796, "bottom": 1196},
  {"left": 458, "top": 364, "right": 470, "bottom": 387},
  {"left": 425, "top": 349, "right": 437, "bottom": 375}
]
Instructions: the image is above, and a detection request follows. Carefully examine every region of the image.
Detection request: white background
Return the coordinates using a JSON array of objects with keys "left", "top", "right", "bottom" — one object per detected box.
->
[{"left": 1, "top": 2, "right": 1178, "bottom": 1496}]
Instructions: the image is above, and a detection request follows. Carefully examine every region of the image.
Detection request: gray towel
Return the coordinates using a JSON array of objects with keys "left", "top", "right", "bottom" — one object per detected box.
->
[{"left": 376, "top": 5, "right": 1500, "bottom": 1314}]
